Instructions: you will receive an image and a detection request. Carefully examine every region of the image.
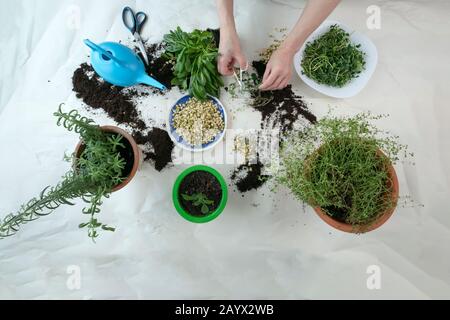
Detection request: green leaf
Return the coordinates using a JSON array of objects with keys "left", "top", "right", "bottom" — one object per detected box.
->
[
  {"left": 201, "top": 204, "right": 210, "bottom": 214},
  {"left": 182, "top": 194, "right": 194, "bottom": 201},
  {"left": 101, "top": 225, "right": 116, "bottom": 232}
]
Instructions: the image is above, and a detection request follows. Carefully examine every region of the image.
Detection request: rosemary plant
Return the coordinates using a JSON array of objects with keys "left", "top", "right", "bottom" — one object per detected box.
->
[
  {"left": 276, "top": 113, "right": 409, "bottom": 226},
  {"left": 0, "top": 105, "right": 128, "bottom": 241}
]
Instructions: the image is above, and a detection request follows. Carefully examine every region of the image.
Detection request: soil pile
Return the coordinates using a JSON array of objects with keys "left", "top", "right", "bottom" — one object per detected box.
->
[
  {"left": 252, "top": 60, "right": 317, "bottom": 133},
  {"left": 72, "top": 63, "right": 146, "bottom": 130},
  {"left": 139, "top": 42, "right": 174, "bottom": 90},
  {"left": 72, "top": 46, "right": 175, "bottom": 171},
  {"left": 231, "top": 160, "right": 270, "bottom": 193},
  {"left": 133, "top": 128, "right": 174, "bottom": 172}
]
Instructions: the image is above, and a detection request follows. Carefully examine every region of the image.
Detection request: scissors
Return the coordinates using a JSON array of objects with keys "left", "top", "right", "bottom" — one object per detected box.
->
[
  {"left": 122, "top": 6, "right": 149, "bottom": 66},
  {"left": 233, "top": 62, "right": 249, "bottom": 92}
]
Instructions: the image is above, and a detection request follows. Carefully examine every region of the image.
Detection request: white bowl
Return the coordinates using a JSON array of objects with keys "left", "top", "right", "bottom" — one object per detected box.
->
[
  {"left": 294, "top": 20, "right": 378, "bottom": 98},
  {"left": 167, "top": 95, "right": 227, "bottom": 153}
]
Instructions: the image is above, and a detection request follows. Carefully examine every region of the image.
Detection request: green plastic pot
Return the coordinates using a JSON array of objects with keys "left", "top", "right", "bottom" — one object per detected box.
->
[{"left": 173, "top": 165, "right": 228, "bottom": 223}]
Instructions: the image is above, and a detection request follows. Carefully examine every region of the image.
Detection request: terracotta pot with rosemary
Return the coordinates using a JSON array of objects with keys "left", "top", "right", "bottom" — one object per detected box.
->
[
  {"left": 276, "top": 113, "right": 408, "bottom": 233},
  {"left": 0, "top": 105, "right": 140, "bottom": 241}
]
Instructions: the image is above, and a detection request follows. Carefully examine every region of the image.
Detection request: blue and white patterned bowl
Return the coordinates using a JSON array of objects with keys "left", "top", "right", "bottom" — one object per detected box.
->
[{"left": 167, "top": 95, "right": 227, "bottom": 152}]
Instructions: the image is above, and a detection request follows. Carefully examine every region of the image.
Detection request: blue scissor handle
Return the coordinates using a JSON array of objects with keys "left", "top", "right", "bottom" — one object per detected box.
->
[{"left": 122, "top": 6, "right": 147, "bottom": 35}]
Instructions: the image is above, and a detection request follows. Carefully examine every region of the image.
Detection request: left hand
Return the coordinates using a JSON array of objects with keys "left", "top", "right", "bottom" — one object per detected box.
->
[{"left": 259, "top": 46, "right": 295, "bottom": 91}]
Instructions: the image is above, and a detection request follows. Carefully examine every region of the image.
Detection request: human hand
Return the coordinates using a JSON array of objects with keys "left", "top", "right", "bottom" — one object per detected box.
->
[
  {"left": 217, "top": 32, "right": 247, "bottom": 76},
  {"left": 259, "top": 46, "right": 295, "bottom": 91}
]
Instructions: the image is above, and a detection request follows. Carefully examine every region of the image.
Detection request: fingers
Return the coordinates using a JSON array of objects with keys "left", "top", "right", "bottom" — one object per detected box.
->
[
  {"left": 236, "top": 53, "right": 248, "bottom": 70},
  {"left": 217, "top": 54, "right": 234, "bottom": 76},
  {"left": 278, "top": 79, "right": 289, "bottom": 90},
  {"left": 262, "top": 64, "right": 271, "bottom": 84},
  {"left": 260, "top": 74, "right": 290, "bottom": 91},
  {"left": 259, "top": 65, "right": 276, "bottom": 90},
  {"left": 260, "top": 63, "right": 291, "bottom": 91}
]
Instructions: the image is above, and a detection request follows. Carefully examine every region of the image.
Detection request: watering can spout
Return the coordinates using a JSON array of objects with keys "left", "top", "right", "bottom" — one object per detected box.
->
[
  {"left": 137, "top": 74, "right": 167, "bottom": 91},
  {"left": 84, "top": 39, "right": 163, "bottom": 89}
]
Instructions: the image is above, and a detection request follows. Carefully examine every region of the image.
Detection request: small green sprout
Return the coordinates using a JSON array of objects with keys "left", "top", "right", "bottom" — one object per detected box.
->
[{"left": 182, "top": 193, "right": 214, "bottom": 215}]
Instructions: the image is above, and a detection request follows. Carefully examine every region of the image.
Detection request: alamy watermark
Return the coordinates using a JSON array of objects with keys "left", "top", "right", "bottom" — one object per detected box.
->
[
  {"left": 366, "top": 5, "right": 381, "bottom": 30},
  {"left": 66, "top": 5, "right": 81, "bottom": 30},
  {"left": 366, "top": 265, "right": 381, "bottom": 290},
  {"left": 66, "top": 265, "right": 81, "bottom": 290}
]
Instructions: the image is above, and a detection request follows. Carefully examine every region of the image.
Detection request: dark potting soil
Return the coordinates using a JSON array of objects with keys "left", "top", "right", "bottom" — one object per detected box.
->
[
  {"left": 138, "top": 42, "right": 175, "bottom": 90},
  {"left": 72, "top": 63, "right": 146, "bottom": 131},
  {"left": 78, "top": 133, "right": 134, "bottom": 179},
  {"left": 178, "top": 171, "right": 223, "bottom": 217},
  {"left": 207, "top": 28, "right": 221, "bottom": 48},
  {"left": 323, "top": 206, "right": 348, "bottom": 223},
  {"left": 132, "top": 128, "right": 174, "bottom": 172},
  {"left": 72, "top": 63, "right": 174, "bottom": 171},
  {"left": 231, "top": 160, "right": 270, "bottom": 193},
  {"left": 115, "top": 133, "right": 135, "bottom": 178},
  {"left": 251, "top": 60, "right": 317, "bottom": 133}
]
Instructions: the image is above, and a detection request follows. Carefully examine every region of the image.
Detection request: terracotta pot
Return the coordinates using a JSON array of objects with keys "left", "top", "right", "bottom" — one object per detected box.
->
[
  {"left": 74, "top": 126, "right": 141, "bottom": 192},
  {"left": 312, "top": 149, "right": 399, "bottom": 233}
]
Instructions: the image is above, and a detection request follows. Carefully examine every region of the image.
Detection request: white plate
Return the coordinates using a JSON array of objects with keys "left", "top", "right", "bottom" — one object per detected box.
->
[
  {"left": 294, "top": 20, "right": 378, "bottom": 99},
  {"left": 167, "top": 95, "right": 227, "bottom": 153}
]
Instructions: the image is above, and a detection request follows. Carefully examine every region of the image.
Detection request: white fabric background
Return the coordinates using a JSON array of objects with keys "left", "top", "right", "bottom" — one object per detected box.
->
[{"left": 0, "top": 0, "right": 449, "bottom": 299}]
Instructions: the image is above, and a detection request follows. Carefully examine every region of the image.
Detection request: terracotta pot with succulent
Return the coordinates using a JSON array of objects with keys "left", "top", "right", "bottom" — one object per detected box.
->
[
  {"left": 276, "top": 113, "right": 408, "bottom": 233},
  {"left": 0, "top": 105, "right": 140, "bottom": 241}
]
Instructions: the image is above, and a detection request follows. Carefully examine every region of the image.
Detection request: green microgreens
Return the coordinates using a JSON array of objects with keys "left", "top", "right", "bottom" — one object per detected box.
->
[{"left": 301, "top": 24, "right": 366, "bottom": 87}]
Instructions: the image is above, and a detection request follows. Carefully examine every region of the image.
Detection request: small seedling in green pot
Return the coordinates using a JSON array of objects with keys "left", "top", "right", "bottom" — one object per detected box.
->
[{"left": 182, "top": 193, "right": 214, "bottom": 215}]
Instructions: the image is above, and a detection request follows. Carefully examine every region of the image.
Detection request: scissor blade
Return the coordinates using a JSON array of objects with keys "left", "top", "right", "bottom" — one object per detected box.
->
[{"left": 134, "top": 33, "right": 149, "bottom": 66}]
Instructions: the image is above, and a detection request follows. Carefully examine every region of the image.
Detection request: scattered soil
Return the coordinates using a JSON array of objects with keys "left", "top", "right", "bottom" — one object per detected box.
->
[
  {"left": 115, "top": 133, "right": 135, "bottom": 178},
  {"left": 133, "top": 128, "right": 174, "bottom": 172},
  {"left": 252, "top": 60, "right": 317, "bottom": 133},
  {"left": 178, "top": 171, "right": 223, "bottom": 216},
  {"left": 207, "top": 28, "right": 221, "bottom": 48},
  {"left": 72, "top": 62, "right": 174, "bottom": 171},
  {"left": 231, "top": 160, "right": 270, "bottom": 193},
  {"left": 323, "top": 206, "right": 348, "bottom": 223},
  {"left": 72, "top": 63, "right": 146, "bottom": 130},
  {"left": 231, "top": 61, "right": 317, "bottom": 193},
  {"left": 139, "top": 42, "right": 174, "bottom": 90}
]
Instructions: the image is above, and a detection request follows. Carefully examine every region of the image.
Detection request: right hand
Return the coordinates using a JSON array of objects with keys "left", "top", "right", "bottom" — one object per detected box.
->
[{"left": 217, "top": 32, "right": 247, "bottom": 76}]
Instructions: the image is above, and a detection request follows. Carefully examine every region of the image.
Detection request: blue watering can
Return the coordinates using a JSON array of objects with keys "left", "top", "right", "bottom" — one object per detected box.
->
[{"left": 84, "top": 39, "right": 166, "bottom": 90}]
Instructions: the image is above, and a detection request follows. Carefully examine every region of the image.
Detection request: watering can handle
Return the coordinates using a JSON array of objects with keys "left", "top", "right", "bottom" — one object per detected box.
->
[{"left": 84, "top": 39, "right": 122, "bottom": 65}]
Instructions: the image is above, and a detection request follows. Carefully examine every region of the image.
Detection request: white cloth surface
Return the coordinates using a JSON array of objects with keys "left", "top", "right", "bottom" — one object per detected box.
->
[{"left": 0, "top": 0, "right": 450, "bottom": 299}]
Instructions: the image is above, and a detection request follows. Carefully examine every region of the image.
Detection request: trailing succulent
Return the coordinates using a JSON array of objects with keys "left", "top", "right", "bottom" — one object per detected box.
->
[
  {"left": 276, "top": 113, "right": 409, "bottom": 226},
  {"left": 164, "top": 27, "right": 223, "bottom": 100},
  {"left": 0, "top": 105, "right": 128, "bottom": 241}
]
